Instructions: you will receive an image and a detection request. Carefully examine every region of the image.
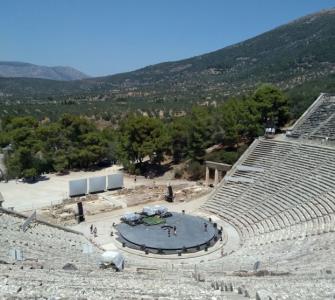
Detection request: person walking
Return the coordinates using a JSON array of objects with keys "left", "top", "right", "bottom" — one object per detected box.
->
[
  {"left": 90, "top": 224, "right": 93, "bottom": 234},
  {"left": 93, "top": 226, "right": 97, "bottom": 237},
  {"left": 173, "top": 226, "right": 177, "bottom": 236}
]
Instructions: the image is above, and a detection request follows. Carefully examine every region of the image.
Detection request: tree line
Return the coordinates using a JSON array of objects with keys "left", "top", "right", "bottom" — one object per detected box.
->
[{"left": 0, "top": 85, "right": 290, "bottom": 180}]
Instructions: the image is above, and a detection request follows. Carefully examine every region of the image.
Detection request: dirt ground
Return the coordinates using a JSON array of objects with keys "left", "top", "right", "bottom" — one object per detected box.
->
[
  {"left": 0, "top": 165, "right": 209, "bottom": 214},
  {"left": 37, "top": 180, "right": 210, "bottom": 226}
]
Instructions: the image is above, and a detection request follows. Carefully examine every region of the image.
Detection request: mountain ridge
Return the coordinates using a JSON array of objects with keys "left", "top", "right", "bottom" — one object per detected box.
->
[
  {"left": 0, "top": 7, "right": 335, "bottom": 101},
  {"left": 0, "top": 61, "right": 89, "bottom": 81}
]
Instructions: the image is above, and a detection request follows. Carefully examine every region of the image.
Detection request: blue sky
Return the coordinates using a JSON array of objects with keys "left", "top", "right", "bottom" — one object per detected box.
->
[{"left": 1, "top": 0, "right": 334, "bottom": 76}]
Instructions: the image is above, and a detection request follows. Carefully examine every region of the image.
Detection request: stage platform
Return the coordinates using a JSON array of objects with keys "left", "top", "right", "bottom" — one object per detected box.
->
[{"left": 117, "top": 212, "right": 219, "bottom": 254}]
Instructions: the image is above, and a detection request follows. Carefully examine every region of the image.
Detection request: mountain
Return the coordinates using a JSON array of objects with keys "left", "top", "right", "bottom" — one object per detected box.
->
[
  {"left": 0, "top": 61, "right": 89, "bottom": 81},
  {"left": 1, "top": 8, "right": 335, "bottom": 102},
  {"left": 91, "top": 8, "right": 335, "bottom": 99}
]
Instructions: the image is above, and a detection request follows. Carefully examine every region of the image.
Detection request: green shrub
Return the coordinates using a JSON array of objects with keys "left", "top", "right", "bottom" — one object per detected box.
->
[
  {"left": 205, "top": 148, "right": 242, "bottom": 165},
  {"left": 187, "top": 160, "right": 204, "bottom": 180}
]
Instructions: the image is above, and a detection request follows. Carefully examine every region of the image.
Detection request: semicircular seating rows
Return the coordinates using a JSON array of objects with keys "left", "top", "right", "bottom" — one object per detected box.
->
[
  {"left": 203, "top": 138, "right": 335, "bottom": 245},
  {"left": 289, "top": 93, "right": 335, "bottom": 140},
  {"left": 1, "top": 93, "right": 335, "bottom": 299}
]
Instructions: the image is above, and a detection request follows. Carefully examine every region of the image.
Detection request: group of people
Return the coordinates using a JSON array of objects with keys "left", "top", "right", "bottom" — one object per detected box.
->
[
  {"left": 90, "top": 224, "right": 98, "bottom": 237},
  {"left": 167, "top": 226, "right": 177, "bottom": 237},
  {"left": 165, "top": 223, "right": 208, "bottom": 237}
]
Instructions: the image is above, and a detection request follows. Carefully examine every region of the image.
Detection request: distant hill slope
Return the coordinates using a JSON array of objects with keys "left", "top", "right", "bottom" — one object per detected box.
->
[
  {"left": 0, "top": 8, "right": 335, "bottom": 100},
  {"left": 92, "top": 8, "right": 335, "bottom": 98},
  {"left": 0, "top": 61, "right": 89, "bottom": 81}
]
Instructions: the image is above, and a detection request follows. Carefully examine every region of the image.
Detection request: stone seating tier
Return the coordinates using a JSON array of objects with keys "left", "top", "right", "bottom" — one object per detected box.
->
[
  {"left": 203, "top": 138, "right": 335, "bottom": 243},
  {"left": 289, "top": 94, "right": 335, "bottom": 140}
]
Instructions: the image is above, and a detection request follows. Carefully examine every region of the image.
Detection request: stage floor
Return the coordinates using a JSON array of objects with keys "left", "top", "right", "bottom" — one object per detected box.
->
[{"left": 117, "top": 212, "right": 218, "bottom": 253}]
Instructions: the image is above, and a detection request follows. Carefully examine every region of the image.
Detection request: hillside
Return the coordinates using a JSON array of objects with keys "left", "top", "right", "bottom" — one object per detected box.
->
[
  {"left": 1, "top": 8, "right": 335, "bottom": 110},
  {"left": 92, "top": 8, "right": 335, "bottom": 99},
  {"left": 0, "top": 61, "right": 89, "bottom": 81}
]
